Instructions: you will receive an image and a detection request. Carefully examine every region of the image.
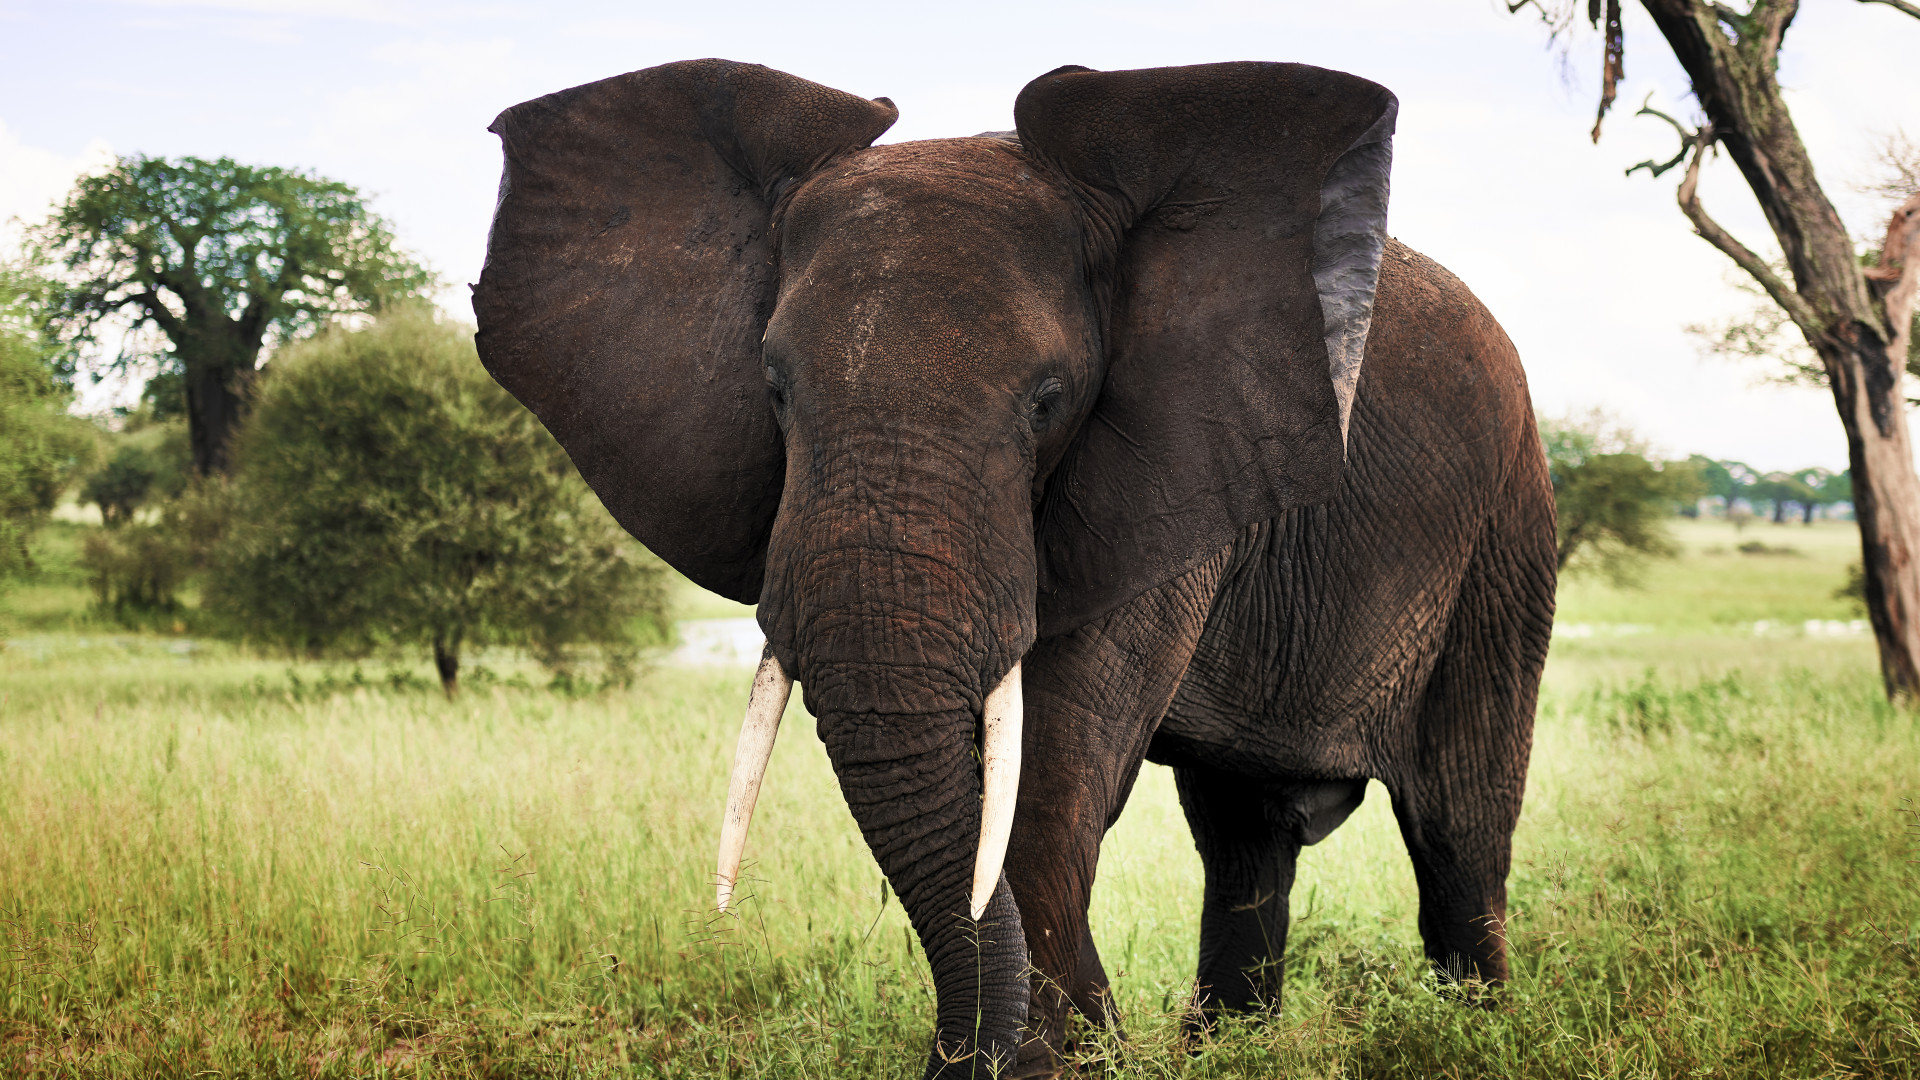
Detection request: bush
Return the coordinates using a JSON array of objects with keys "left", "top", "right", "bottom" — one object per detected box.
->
[
  {"left": 206, "top": 308, "right": 667, "bottom": 693},
  {"left": 79, "top": 522, "right": 188, "bottom": 617},
  {"left": 0, "top": 268, "right": 97, "bottom": 585},
  {"left": 80, "top": 416, "right": 189, "bottom": 526},
  {"left": 75, "top": 479, "right": 229, "bottom": 628},
  {"left": 1541, "top": 410, "right": 1701, "bottom": 584}
]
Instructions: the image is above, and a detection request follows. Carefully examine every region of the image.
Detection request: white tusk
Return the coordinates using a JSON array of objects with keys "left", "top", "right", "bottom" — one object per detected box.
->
[
  {"left": 969, "top": 661, "right": 1023, "bottom": 922},
  {"left": 715, "top": 648, "right": 794, "bottom": 913}
]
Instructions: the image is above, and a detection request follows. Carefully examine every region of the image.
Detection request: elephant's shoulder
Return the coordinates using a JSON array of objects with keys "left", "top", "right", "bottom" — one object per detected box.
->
[
  {"left": 1356, "top": 240, "right": 1533, "bottom": 468},
  {"left": 1366, "top": 239, "right": 1525, "bottom": 390}
]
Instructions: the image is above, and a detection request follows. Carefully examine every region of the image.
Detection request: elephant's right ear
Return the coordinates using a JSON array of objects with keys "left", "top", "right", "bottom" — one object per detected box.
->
[{"left": 473, "top": 59, "right": 897, "bottom": 603}]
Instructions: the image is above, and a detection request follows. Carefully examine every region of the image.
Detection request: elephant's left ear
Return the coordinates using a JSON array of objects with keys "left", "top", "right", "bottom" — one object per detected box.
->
[{"left": 1015, "top": 61, "right": 1396, "bottom": 635}]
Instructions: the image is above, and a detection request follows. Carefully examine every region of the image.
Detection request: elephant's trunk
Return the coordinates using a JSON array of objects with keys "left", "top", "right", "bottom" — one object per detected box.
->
[
  {"left": 756, "top": 414, "right": 1039, "bottom": 1076},
  {"left": 814, "top": 687, "right": 1030, "bottom": 1078},
  {"left": 763, "top": 550, "right": 1035, "bottom": 1075},
  {"left": 713, "top": 654, "right": 1020, "bottom": 928}
]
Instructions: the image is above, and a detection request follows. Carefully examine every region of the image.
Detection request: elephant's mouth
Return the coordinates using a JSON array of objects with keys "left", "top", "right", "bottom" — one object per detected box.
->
[{"left": 712, "top": 650, "right": 1024, "bottom": 923}]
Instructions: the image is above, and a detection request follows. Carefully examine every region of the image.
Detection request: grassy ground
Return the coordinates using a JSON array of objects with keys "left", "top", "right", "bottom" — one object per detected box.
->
[{"left": 1, "top": 517, "right": 1915, "bottom": 1077}]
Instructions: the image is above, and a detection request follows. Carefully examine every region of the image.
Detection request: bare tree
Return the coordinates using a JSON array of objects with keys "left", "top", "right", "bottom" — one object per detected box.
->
[
  {"left": 1686, "top": 136, "right": 1920, "bottom": 391},
  {"left": 1512, "top": 0, "right": 1920, "bottom": 699}
]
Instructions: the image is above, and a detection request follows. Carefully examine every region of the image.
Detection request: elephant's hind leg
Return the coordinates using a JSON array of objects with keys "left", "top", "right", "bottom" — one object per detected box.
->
[
  {"left": 1176, "top": 765, "right": 1300, "bottom": 1028},
  {"left": 1176, "top": 769, "right": 1367, "bottom": 1035},
  {"left": 1386, "top": 486, "right": 1554, "bottom": 987}
]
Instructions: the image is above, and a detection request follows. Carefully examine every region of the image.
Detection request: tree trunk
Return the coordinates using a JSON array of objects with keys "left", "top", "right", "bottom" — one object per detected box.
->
[
  {"left": 433, "top": 633, "right": 461, "bottom": 697},
  {"left": 184, "top": 363, "right": 256, "bottom": 477},
  {"left": 1823, "top": 333, "right": 1920, "bottom": 695},
  {"left": 1640, "top": 0, "right": 1920, "bottom": 699}
]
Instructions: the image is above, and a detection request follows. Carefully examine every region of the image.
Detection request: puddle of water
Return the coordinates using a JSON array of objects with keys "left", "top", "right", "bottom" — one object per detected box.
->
[{"left": 669, "top": 618, "right": 764, "bottom": 667}]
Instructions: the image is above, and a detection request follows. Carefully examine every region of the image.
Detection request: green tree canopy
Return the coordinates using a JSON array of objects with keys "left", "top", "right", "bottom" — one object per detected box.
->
[
  {"left": 1687, "top": 454, "right": 1757, "bottom": 510},
  {"left": 1815, "top": 468, "right": 1852, "bottom": 508},
  {"left": 0, "top": 268, "right": 96, "bottom": 586},
  {"left": 206, "top": 308, "right": 666, "bottom": 694},
  {"left": 30, "top": 156, "right": 433, "bottom": 476},
  {"left": 1543, "top": 411, "right": 1701, "bottom": 583},
  {"left": 1748, "top": 471, "right": 1810, "bottom": 524}
]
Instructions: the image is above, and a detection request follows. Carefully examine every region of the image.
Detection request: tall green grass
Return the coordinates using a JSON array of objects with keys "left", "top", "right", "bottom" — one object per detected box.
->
[
  {"left": 1, "top": 651, "right": 933, "bottom": 1077},
  {"left": 2, "top": 513, "right": 1915, "bottom": 1077}
]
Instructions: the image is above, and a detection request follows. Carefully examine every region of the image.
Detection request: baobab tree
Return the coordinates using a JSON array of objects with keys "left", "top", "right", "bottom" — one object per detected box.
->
[
  {"left": 33, "top": 157, "right": 432, "bottom": 476},
  {"left": 1513, "top": 0, "right": 1920, "bottom": 699}
]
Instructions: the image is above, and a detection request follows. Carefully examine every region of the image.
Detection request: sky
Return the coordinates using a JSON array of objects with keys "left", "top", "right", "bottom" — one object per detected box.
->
[{"left": 1, "top": 0, "right": 1915, "bottom": 471}]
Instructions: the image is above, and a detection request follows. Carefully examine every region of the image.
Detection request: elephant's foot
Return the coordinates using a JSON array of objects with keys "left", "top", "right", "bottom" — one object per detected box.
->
[
  {"left": 1007, "top": 1034, "right": 1063, "bottom": 1079},
  {"left": 1016, "top": 971, "right": 1127, "bottom": 1077},
  {"left": 1177, "top": 985, "right": 1283, "bottom": 1058}
]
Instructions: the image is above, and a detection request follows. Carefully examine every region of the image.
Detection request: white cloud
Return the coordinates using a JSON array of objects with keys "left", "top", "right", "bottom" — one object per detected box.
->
[{"left": 0, "top": 121, "right": 113, "bottom": 255}]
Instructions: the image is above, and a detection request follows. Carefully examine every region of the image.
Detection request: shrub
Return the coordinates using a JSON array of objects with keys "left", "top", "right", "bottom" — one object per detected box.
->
[
  {"left": 0, "top": 268, "right": 96, "bottom": 585},
  {"left": 1540, "top": 410, "right": 1700, "bottom": 584},
  {"left": 79, "top": 522, "right": 187, "bottom": 617},
  {"left": 75, "top": 479, "right": 229, "bottom": 628},
  {"left": 80, "top": 416, "right": 189, "bottom": 526},
  {"left": 206, "top": 308, "right": 667, "bottom": 693}
]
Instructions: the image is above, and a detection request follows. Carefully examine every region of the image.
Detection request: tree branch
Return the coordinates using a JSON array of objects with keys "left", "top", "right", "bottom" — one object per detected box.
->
[
  {"left": 1867, "top": 191, "right": 1920, "bottom": 362},
  {"left": 1748, "top": 0, "right": 1799, "bottom": 49},
  {"left": 1590, "top": 0, "right": 1626, "bottom": 142},
  {"left": 131, "top": 289, "right": 185, "bottom": 339},
  {"left": 1860, "top": 0, "right": 1920, "bottom": 20},
  {"left": 1673, "top": 128, "right": 1822, "bottom": 334},
  {"left": 1625, "top": 96, "right": 1696, "bottom": 177}
]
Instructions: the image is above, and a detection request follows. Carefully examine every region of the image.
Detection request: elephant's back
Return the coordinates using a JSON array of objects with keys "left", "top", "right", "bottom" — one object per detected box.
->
[
  {"left": 1155, "top": 240, "right": 1553, "bottom": 777},
  {"left": 1362, "top": 239, "right": 1534, "bottom": 457}
]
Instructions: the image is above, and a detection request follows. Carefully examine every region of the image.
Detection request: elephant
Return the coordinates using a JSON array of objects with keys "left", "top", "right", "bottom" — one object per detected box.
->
[{"left": 473, "top": 57, "right": 1556, "bottom": 1078}]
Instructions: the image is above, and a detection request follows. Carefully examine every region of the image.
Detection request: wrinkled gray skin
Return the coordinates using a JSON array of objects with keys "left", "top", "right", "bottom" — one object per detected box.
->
[{"left": 474, "top": 59, "right": 1556, "bottom": 1079}]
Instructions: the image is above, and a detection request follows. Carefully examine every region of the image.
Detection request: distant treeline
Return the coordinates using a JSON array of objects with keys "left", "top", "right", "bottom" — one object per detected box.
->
[
  {"left": 1683, "top": 458, "right": 1851, "bottom": 524},
  {"left": 1540, "top": 410, "right": 1850, "bottom": 584}
]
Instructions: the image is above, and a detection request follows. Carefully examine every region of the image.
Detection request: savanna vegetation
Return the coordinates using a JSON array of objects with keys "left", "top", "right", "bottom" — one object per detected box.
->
[
  {"left": 205, "top": 310, "right": 668, "bottom": 694},
  {"left": 3, "top": 513, "right": 1913, "bottom": 1078},
  {"left": 2, "top": 60, "right": 1912, "bottom": 1080},
  {"left": 27, "top": 155, "right": 433, "bottom": 475},
  {"left": 1510, "top": 0, "right": 1920, "bottom": 700},
  {"left": 0, "top": 268, "right": 95, "bottom": 585}
]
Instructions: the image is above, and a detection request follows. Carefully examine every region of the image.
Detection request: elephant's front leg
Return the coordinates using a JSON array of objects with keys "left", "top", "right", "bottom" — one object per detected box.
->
[{"left": 1005, "top": 550, "right": 1231, "bottom": 1074}]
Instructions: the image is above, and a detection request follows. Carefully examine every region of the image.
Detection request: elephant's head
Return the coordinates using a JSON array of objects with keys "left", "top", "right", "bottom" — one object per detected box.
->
[{"left": 473, "top": 58, "right": 1394, "bottom": 1077}]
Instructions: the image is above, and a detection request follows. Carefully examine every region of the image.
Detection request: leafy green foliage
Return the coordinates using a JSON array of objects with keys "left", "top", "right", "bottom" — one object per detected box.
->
[
  {"left": 79, "top": 415, "right": 189, "bottom": 526},
  {"left": 78, "top": 521, "right": 188, "bottom": 617},
  {"left": 29, "top": 155, "right": 433, "bottom": 473},
  {"left": 0, "top": 268, "right": 97, "bottom": 587},
  {"left": 205, "top": 308, "right": 667, "bottom": 692},
  {"left": 1686, "top": 456, "right": 1851, "bottom": 523},
  {"left": 73, "top": 480, "right": 226, "bottom": 630},
  {"left": 1837, "top": 560, "right": 1869, "bottom": 614},
  {"left": 1541, "top": 411, "right": 1700, "bottom": 582}
]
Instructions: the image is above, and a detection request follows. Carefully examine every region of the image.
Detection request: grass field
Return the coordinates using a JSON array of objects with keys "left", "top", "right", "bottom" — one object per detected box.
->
[{"left": 2, "top": 517, "right": 1916, "bottom": 1077}]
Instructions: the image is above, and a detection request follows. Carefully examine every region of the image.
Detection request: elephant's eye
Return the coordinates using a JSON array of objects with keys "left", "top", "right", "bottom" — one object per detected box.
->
[
  {"left": 764, "top": 364, "right": 791, "bottom": 422},
  {"left": 1027, "top": 377, "right": 1066, "bottom": 432}
]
